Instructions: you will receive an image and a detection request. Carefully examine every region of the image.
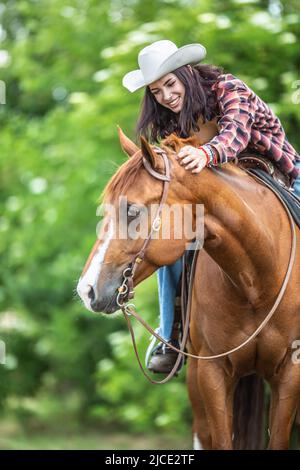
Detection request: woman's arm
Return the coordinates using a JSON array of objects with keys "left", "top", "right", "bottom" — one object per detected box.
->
[
  {"left": 208, "top": 79, "right": 255, "bottom": 163},
  {"left": 177, "top": 77, "right": 255, "bottom": 172}
]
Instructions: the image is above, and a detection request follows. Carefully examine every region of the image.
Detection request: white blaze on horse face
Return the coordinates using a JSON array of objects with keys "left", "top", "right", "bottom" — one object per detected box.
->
[{"left": 77, "top": 218, "right": 115, "bottom": 310}]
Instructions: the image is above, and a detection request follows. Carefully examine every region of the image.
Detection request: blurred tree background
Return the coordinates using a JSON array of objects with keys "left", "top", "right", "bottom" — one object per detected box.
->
[{"left": 0, "top": 0, "right": 299, "bottom": 449}]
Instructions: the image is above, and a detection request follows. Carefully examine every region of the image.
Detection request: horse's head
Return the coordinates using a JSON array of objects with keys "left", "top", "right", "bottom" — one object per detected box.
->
[{"left": 77, "top": 128, "right": 203, "bottom": 314}]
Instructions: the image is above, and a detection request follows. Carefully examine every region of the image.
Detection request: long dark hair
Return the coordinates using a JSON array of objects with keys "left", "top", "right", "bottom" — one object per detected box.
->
[{"left": 136, "top": 64, "right": 223, "bottom": 143}]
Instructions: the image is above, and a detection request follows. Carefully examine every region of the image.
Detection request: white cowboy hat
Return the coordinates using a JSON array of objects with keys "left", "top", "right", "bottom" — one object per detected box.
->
[{"left": 122, "top": 40, "right": 206, "bottom": 93}]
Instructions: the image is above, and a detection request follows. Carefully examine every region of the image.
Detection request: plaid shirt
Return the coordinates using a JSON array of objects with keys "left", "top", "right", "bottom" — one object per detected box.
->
[{"left": 208, "top": 74, "right": 300, "bottom": 183}]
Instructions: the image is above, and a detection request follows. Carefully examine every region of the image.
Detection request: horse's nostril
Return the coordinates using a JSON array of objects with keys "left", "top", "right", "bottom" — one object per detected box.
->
[{"left": 87, "top": 285, "right": 95, "bottom": 301}]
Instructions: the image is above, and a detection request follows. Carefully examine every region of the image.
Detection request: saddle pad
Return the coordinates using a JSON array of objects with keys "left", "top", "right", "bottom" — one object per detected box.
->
[{"left": 248, "top": 168, "right": 300, "bottom": 230}]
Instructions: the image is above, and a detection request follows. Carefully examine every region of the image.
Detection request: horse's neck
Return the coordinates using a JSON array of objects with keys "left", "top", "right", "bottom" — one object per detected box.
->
[{"left": 185, "top": 166, "right": 288, "bottom": 306}]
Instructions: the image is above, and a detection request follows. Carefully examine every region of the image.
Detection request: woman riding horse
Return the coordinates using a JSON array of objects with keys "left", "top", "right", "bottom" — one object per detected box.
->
[
  {"left": 76, "top": 40, "right": 300, "bottom": 449},
  {"left": 121, "top": 40, "right": 300, "bottom": 373},
  {"left": 77, "top": 124, "right": 300, "bottom": 449}
]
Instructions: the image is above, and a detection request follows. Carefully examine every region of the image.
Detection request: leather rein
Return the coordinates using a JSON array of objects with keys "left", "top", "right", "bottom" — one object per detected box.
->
[{"left": 116, "top": 148, "right": 297, "bottom": 385}]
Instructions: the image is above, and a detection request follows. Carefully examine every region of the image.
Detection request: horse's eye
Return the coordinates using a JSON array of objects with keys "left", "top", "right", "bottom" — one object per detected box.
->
[{"left": 127, "top": 205, "right": 140, "bottom": 219}]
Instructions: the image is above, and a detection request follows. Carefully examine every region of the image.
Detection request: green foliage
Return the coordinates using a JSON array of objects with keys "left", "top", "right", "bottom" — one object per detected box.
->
[{"left": 0, "top": 0, "right": 299, "bottom": 447}]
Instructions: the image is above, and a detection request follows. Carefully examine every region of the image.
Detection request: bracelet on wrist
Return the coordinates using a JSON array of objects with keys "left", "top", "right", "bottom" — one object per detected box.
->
[
  {"left": 199, "top": 145, "right": 214, "bottom": 166},
  {"left": 204, "top": 145, "right": 218, "bottom": 166}
]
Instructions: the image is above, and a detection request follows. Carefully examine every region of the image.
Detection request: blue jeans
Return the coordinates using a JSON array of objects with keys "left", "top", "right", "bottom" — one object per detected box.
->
[
  {"left": 293, "top": 161, "right": 300, "bottom": 198},
  {"left": 156, "top": 258, "right": 182, "bottom": 341},
  {"left": 157, "top": 161, "right": 300, "bottom": 342}
]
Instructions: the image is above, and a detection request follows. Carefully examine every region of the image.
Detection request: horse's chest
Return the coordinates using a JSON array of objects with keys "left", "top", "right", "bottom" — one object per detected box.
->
[
  {"left": 225, "top": 327, "right": 289, "bottom": 377},
  {"left": 191, "top": 311, "right": 289, "bottom": 377}
]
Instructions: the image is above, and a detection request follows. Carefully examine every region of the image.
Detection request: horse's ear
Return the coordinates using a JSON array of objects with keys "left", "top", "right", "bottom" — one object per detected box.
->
[
  {"left": 140, "top": 135, "right": 159, "bottom": 169},
  {"left": 117, "top": 126, "right": 139, "bottom": 157}
]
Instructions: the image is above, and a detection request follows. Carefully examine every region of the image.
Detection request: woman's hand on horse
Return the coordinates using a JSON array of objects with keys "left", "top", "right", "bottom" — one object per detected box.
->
[{"left": 176, "top": 146, "right": 207, "bottom": 174}]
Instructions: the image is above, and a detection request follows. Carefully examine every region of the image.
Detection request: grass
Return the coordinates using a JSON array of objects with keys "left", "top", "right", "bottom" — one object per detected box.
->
[{"left": 0, "top": 421, "right": 191, "bottom": 450}]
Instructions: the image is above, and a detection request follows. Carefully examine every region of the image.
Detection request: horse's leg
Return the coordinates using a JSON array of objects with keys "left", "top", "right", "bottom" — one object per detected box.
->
[
  {"left": 295, "top": 403, "right": 300, "bottom": 446},
  {"left": 268, "top": 364, "right": 300, "bottom": 449},
  {"left": 196, "top": 357, "right": 236, "bottom": 450},
  {"left": 187, "top": 358, "right": 211, "bottom": 449}
]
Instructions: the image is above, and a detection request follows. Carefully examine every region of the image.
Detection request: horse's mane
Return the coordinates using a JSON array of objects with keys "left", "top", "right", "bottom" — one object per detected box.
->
[
  {"left": 101, "top": 134, "right": 199, "bottom": 203},
  {"left": 100, "top": 151, "right": 144, "bottom": 204}
]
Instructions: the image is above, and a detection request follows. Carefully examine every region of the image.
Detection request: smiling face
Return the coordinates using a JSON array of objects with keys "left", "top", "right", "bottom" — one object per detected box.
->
[{"left": 149, "top": 73, "right": 185, "bottom": 113}]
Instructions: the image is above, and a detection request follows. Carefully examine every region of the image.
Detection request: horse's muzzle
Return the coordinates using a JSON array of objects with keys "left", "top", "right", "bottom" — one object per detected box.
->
[
  {"left": 88, "top": 282, "right": 126, "bottom": 314},
  {"left": 77, "top": 270, "right": 128, "bottom": 314},
  {"left": 90, "top": 292, "right": 119, "bottom": 314}
]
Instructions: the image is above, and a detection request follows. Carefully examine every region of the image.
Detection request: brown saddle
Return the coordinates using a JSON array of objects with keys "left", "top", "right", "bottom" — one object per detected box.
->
[{"left": 237, "top": 152, "right": 291, "bottom": 189}]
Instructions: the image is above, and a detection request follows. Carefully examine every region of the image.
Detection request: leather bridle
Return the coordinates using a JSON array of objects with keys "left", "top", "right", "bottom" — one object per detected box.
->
[
  {"left": 116, "top": 147, "right": 171, "bottom": 310},
  {"left": 115, "top": 148, "right": 297, "bottom": 385}
]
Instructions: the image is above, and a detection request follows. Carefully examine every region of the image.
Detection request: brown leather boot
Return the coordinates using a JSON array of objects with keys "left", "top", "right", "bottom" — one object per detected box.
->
[
  {"left": 147, "top": 313, "right": 183, "bottom": 374},
  {"left": 147, "top": 295, "right": 183, "bottom": 374},
  {"left": 147, "top": 339, "right": 182, "bottom": 374}
]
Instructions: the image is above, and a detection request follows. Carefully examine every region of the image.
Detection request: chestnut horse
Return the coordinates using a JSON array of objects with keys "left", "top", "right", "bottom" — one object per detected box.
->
[{"left": 77, "top": 129, "right": 300, "bottom": 449}]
